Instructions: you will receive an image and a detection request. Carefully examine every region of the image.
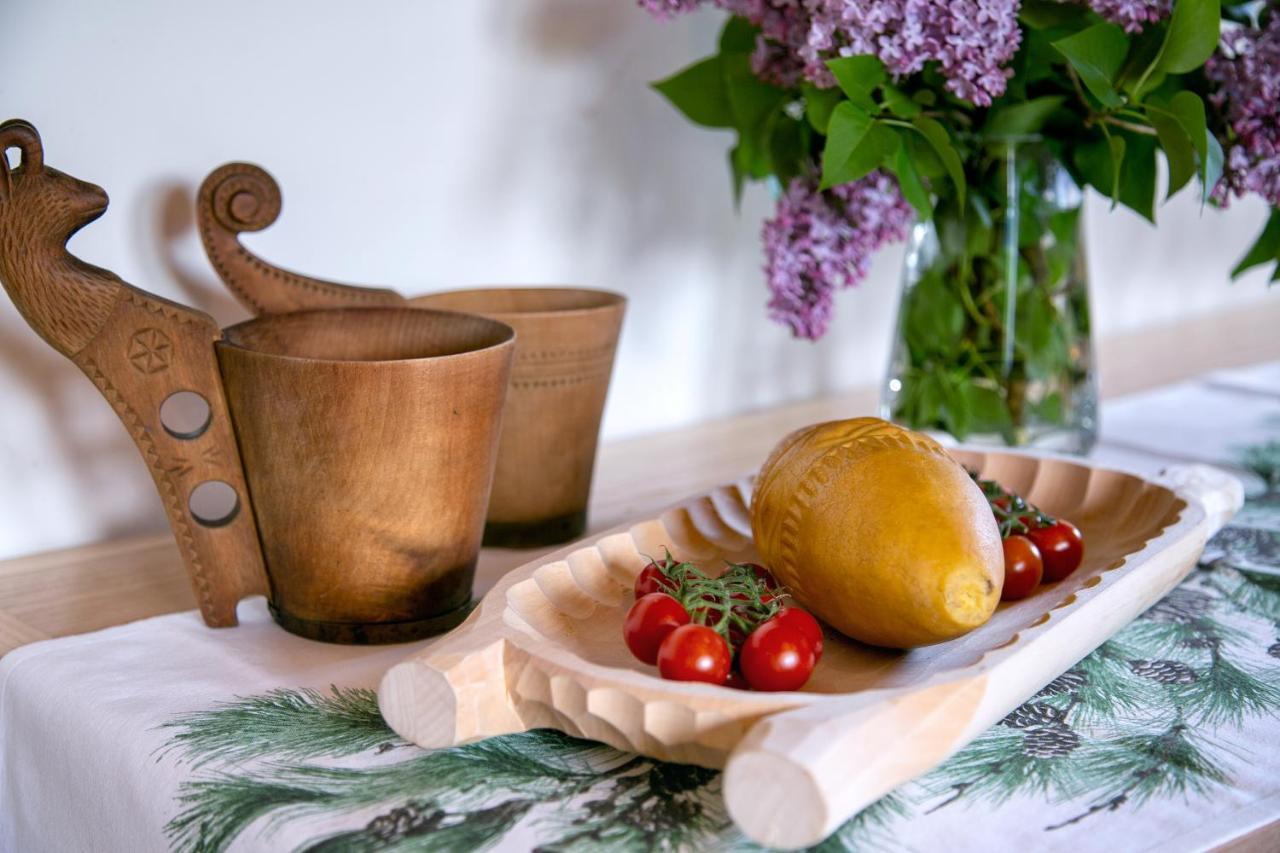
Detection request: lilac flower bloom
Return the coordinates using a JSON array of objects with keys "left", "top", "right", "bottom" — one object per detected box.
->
[
  {"left": 639, "top": 0, "right": 1024, "bottom": 107},
  {"left": 1206, "top": 15, "right": 1280, "bottom": 208},
  {"left": 1082, "top": 0, "right": 1172, "bottom": 33},
  {"left": 636, "top": 0, "right": 707, "bottom": 18},
  {"left": 763, "top": 172, "right": 914, "bottom": 339}
]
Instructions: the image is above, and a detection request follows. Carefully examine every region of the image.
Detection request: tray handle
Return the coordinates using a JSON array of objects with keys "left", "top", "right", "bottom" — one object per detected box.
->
[
  {"left": 723, "top": 676, "right": 987, "bottom": 849},
  {"left": 379, "top": 618, "right": 528, "bottom": 748},
  {"left": 197, "top": 162, "right": 406, "bottom": 315},
  {"left": 1155, "top": 463, "right": 1243, "bottom": 537}
]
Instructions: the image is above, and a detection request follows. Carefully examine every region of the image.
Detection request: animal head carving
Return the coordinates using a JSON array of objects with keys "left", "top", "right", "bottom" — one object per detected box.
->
[
  {"left": 0, "top": 119, "right": 121, "bottom": 356},
  {"left": 0, "top": 120, "right": 110, "bottom": 244}
]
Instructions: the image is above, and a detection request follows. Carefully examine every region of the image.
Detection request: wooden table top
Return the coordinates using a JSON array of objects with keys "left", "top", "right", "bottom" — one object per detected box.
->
[{"left": 2, "top": 301, "right": 1279, "bottom": 660}]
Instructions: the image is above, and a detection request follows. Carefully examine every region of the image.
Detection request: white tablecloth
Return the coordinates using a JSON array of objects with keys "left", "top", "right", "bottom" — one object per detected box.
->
[{"left": 3, "top": 364, "right": 1279, "bottom": 853}]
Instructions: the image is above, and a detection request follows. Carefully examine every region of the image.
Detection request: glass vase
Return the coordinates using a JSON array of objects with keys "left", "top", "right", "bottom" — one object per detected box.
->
[{"left": 882, "top": 138, "right": 1098, "bottom": 454}]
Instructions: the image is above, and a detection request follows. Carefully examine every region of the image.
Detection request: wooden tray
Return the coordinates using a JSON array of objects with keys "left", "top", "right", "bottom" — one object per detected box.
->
[{"left": 378, "top": 450, "right": 1241, "bottom": 848}]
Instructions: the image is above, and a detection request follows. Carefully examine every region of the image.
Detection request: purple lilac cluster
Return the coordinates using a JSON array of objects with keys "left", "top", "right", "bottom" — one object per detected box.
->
[
  {"left": 1082, "top": 0, "right": 1171, "bottom": 33},
  {"left": 1206, "top": 16, "right": 1280, "bottom": 208},
  {"left": 638, "top": 0, "right": 1023, "bottom": 107},
  {"left": 763, "top": 172, "right": 914, "bottom": 339},
  {"left": 636, "top": 0, "right": 705, "bottom": 19}
]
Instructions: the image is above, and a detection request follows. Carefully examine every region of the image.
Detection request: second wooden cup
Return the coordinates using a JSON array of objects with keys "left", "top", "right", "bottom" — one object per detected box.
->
[{"left": 198, "top": 162, "right": 627, "bottom": 546}]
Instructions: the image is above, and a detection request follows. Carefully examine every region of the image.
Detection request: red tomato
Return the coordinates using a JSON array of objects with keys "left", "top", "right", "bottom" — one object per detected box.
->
[
  {"left": 739, "top": 618, "right": 817, "bottom": 691},
  {"left": 771, "top": 607, "right": 824, "bottom": 661},
  {"left": 1027, "top": 519, "right": 1084, "bottom": 583},
  {"left": 724, "top": 670, "right": 750, "bottom": 690},
  {"left": 623, "top": 593, "right": 690, "bottom": 664},
  {"left": 634, "top": 561, "right": 678, "bottom": 599},
  {"left": 1001, "top": 535, "right": 1044, "bottom": 601},
  {"left": 740, "top": 562, "right": 779, "bottom": 590},
  {"left": 657, "top": 624, "right": 732, "bottom": 684}
]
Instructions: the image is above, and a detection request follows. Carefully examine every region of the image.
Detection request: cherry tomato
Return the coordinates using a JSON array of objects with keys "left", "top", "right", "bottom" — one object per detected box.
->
[
  {"left": 657, "top": 624, "right": 732, "bottom": 684},
  {"left": 740, "top": 562, "right": 779, "bottom": 590},
  {"left": 1027, "top": 519, "right": 1084, "bottom": 583},
  {"left": 724, "top": 670, "right": 750, "bottom": 690},
  {"left": 634, "top": 561, "right": 679, "bottom": 599},
  {"left": 624, "top": 593, "right": 690, "bottom": 664},
  {"left": 771, "top": 607, "right": 824, "bottom": 661},
  {"left": 1001, "top": 535, "right": 1044, "bottom": 601},
  {"left": 739, "top": 618, "right": 817, "bottom": 691}
]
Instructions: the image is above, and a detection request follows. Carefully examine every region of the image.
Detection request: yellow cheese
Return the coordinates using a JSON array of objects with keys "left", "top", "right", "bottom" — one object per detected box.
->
[{"left": 751, "top": 418, "right": 1002, "bottom": 648}]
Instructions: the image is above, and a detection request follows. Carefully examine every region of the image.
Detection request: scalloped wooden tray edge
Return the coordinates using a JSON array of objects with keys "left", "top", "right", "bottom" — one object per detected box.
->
[{"left": 378, "top": 448, "right": 1241, "bottom": 848}]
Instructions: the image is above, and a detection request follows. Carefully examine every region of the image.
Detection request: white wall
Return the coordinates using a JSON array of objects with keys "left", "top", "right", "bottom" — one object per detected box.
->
[{"left": 0, "top": 0, "right": 1274, "bottom": 559}]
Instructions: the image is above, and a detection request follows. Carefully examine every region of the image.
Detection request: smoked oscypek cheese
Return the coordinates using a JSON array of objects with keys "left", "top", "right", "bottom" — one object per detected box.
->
[{"left": 751, "top": 418, "right": 1003, "bottom": 649}]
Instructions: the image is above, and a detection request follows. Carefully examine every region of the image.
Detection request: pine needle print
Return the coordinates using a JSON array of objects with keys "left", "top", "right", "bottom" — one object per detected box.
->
[
  {"left": 159, "top": 686, "right": 395, "bottom": 767},
  {"left": 156, "top": 439, "right": 1280, "bottom": 852}
]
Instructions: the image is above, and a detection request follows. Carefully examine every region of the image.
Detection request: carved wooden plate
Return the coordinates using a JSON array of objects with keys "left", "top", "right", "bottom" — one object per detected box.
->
[{"left": 379, "top": 450, "right": 1241, "bottom": 848}]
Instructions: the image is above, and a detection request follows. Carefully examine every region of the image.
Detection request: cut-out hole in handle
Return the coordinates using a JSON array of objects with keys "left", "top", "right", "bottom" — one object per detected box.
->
[
  {"left": 189, "top": 481, "right": 240, "bottom": 527},
  {"left": 160, "top": 390, "right": 212, "bottom": 440}
]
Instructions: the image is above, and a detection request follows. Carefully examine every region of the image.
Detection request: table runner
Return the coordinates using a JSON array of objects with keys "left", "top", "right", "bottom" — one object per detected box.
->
[{"left": 3, "top": 364, "right": 1279, "bottom": 852}]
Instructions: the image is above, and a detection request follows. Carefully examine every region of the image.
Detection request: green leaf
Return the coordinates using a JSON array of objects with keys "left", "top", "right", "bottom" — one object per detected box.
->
[
  {"left": 1231, "top": 210, "right": 1280, "bottom": 278},
  {"left": 719, "top": 16, "right": 757, "bottom": 53},
  {"left": 1145, "top": 102, "right": 1196, "bottom": 197},
  {"left": 1162, "top": 91, "right": 1223, "bottom": 203},
  {"left": 820, "top": 103, "right": 899, "bottom": 189},
  {"left": 911, "top": 116, "right": 966, "bottom": 206},
  {"left": 881, "top": 83, "right": 922, "bottom": 117},
  {"left": 890, "top": 142, "right": 931, "bottom": 218},
  {"left": 768, "top": 113, "right": 810, "bottom": 184},
  {"left": 904, "top": 271, "right": 965, "bottom": 359},
  {"left": 939, "top": 373, "right": 973, "bottom": 439},
  {"left": 1203, "top": 131, "right": 1225, "bottom": 205},
  {"left": 803, "top": 84, "right": 844, "bottom": 133},
  {"left": 1117, "top": 22, "right": 1170, "bottom": 99},
  {"left": 964, "top": 384, "right": 1014, "bottom": 434},
  {"left": 826, "top": 55, "right": 886, "bottom": 110},
  {"left": 903, "top": 131, "right": 945, "bottom": 180},
  {"left": 984, "top": 95, "right": 1067, "bottom": 138},
  {"left": 1157, "top": 0, "right": 1221, "bottom": 74},
  {"left": 1052, "top": 23, "right": 1130, "bottom": 108},
  {"left": 1106, "top": 132, "right": 1126, "bottom": 206},
  {"left": 1117, "top": 132, "right": 1157, "bottom": 222},
  {"left": 1074, "top": 137, "right": 1113, "bottom": 200},
  {"left": 651, "top": 57, "right": 734, "bottom": 129},
  {"left": 1019, "top": 0, "right": 1092, "bottom": 29},
  {"left": 722, "top": 53, "right": 789, "bottom": 135}
]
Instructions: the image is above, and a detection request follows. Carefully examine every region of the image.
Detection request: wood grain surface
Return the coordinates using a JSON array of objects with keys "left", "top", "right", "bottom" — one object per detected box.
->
[
  {"left": 377, "top": 452, "right": 1237, "bottom": 848},
  {"left": 198, "top": 163, "right": 626, "bottom": 545},
  {"left": 214, "top": 307, "right": 515, "bottom": 642},
  {"left": 0, "top": 119, "right": 269, "bottom": 627}
]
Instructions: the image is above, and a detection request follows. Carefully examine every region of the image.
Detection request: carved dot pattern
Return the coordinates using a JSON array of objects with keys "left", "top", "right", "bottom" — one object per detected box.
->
[{"left": 127, "top": 327, "right": 172, "bottom": 374}]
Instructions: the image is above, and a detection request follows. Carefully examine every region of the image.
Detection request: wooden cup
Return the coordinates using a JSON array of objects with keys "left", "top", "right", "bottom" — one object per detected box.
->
[
  {"left": 412, "top": 288, "right": 625, "bottom": 547},
  {"left": 0, "top": 120, "right": 516, "bottom": 641},
  {"left": 196, "top": 163, "right": 626, "bottom": 547},
  {"left": 216, "top": 308, "right": 514, "bottom": 642}
]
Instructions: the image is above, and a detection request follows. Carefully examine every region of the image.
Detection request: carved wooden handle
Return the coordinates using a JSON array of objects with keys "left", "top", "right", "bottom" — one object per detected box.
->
[
  {"left": 197, "top": 162, "right": 406, "bottom": 314},
  {"left": 1156, "top": 463, "right": 1244, "bottom": 537},
  {"left": 0, "top": 119, "right": 268, "bottom": 627},
  {"left": 723, "top": 677, "right": 987, "bottom": 849},
  {"left": 378, "top": 613, "right": 528, "bottom": 747}
]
